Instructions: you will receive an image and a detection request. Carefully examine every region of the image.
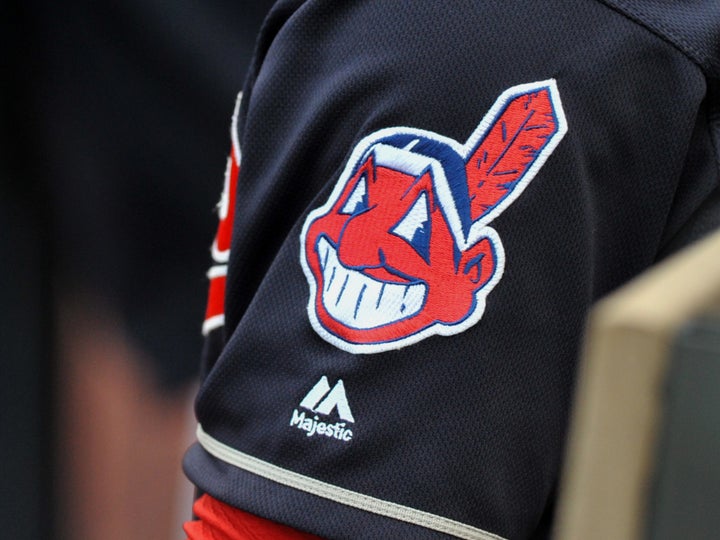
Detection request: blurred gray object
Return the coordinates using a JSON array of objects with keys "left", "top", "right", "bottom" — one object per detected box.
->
[
  {"left": 554, "top": 228, "right": 720, "bottom": 540},
  {"left": 646, "top": 310, "right": 720, "bottom": 540}
]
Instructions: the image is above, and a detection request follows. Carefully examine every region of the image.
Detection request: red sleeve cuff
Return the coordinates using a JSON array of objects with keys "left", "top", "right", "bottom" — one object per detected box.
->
[{"left": 184, "top": 493, "right": 323, "bottom": 540}]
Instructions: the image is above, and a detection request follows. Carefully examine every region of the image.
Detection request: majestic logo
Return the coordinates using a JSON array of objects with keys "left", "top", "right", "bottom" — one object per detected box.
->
[
  {"left": 290, "top": 376, "right": 355, "bottom": 442},
  {"left": 301, "top": 80, "right": 567, "bottom": 354}
]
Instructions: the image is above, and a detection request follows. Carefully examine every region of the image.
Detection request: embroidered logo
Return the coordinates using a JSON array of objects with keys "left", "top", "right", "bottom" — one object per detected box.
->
[
  {"left": 290, "top": 376, "right": 355, "bottom": 442},
  {"left": 301, "top": 80, "right": 567, "bottom": 354}
]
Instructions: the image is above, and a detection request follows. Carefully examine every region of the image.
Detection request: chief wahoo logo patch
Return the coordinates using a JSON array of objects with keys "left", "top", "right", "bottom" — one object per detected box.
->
[{"left": 301, "top": 80, "right": 567, "bottom": 354}]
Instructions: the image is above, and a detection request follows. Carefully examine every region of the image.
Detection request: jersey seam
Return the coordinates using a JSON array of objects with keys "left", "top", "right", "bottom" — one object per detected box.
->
[
  {"left": 195, "top": 424, "right": 507, "bottom": 540},
  {"left": 709, "top": 84, "right": 720, "bottom": 170},
  {"left": 593, "top": 0, "right": 715, "bottom": 77},
  {"left": 708, "top": 101, "right": 720, "bottom": 206}
]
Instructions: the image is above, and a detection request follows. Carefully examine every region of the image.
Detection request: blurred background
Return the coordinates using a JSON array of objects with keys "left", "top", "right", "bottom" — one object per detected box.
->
[
  {"left": 1, "top": 1, "right": 274, "bottom": 539},
  {"left": 3, "top": 3, "right": 720, "bottom": 540}
]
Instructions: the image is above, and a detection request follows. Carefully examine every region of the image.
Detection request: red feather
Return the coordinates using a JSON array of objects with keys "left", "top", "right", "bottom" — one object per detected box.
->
[{"left": 465, "top": 88, "right": 557, "bottom": 222}]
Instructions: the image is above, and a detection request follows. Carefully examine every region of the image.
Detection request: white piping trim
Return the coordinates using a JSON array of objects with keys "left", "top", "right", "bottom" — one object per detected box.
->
[
  {"left": 201, "top": 315, "right": 225, "bottom": 336},
  {"left": 206, "top": 265, "right": 228, "bottom": 279},
  {"left": 196, "top": 425, "right": 506, "bottom": 540},
  {"left": 211, "top": 238, "right": 230, "bottom": 264},
  {"left": 231, "top": 92, "right": 242, "bottom": 164}
]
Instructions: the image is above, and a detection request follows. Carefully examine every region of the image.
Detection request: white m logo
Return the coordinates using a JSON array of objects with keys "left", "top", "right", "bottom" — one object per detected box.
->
[{"left": 299, "top": 376, "right": 355, "bottom": 423}]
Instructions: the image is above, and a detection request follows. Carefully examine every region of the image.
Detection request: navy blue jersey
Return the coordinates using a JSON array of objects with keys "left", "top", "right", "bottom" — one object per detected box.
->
[{"left": 184, "top": 1, "right": 720, "bottom": 538}]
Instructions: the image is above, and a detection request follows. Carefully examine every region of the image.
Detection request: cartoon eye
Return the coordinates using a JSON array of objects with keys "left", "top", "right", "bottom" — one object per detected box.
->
[
  {"left": 340, "top": 175, "right": 368, "bottom": 215},
  {"left": 391, "top": 191, "right": 431, "bottom": 262}
]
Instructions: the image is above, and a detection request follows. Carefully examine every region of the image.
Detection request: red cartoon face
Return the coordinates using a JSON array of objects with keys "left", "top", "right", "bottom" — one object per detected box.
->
[
  {"left": 304, "top": 147, "right": 497, "bottom": 347},
  {"left": 300, "top": 81, "right": 567, "bottom": 353}
]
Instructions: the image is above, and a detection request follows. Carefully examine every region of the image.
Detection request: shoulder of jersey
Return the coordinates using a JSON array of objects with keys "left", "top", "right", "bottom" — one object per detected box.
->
[{"left": 597, "top": 0, "right": 720, "bottom": 77}]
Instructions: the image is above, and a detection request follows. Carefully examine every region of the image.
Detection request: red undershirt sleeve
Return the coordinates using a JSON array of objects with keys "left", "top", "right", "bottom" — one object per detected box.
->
[{"left": 184, "top": 494, "right": 324, "bottom": 540}]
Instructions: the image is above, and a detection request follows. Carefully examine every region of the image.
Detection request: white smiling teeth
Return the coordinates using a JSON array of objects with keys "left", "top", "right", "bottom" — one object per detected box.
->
[{"left": 316, "top": 237, "right": 426, "bottom": 329}]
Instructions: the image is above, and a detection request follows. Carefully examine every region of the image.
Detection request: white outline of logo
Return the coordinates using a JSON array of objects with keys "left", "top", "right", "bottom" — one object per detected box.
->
[{"left": 300, "top": 80, "right": 568, "bottom": 354}]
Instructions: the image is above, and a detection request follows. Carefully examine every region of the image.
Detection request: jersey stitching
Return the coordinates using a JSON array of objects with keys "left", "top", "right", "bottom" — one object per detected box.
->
[{"left": 196, "top": 425, "right": 507, "bottom": 540}]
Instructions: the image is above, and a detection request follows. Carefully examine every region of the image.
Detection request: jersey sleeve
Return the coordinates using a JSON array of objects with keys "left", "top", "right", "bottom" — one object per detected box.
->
[
  {"left": 184, "top": 494, "right": 322, "bottom": 540},
  {"left": 184, "top": 1, "right": 720, "bottom": 539}
]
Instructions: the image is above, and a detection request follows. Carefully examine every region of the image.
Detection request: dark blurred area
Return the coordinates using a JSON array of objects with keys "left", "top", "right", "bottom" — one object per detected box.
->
[
  {"left": 32, "top": 0, "right": 273, "bottom": 389},
  {"left": 1, "top": 1, "right": 274, "bottom": 539}
]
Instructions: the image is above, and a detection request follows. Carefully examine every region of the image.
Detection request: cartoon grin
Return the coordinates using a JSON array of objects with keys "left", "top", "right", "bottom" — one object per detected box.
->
[{"left": 316, "top": 236, "right": 427, "bottom": 329}]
